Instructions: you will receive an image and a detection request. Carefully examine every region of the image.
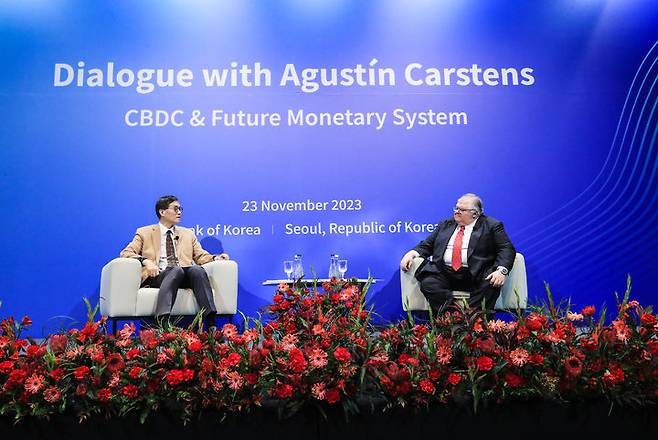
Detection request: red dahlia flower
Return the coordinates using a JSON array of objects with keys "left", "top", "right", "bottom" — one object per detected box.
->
[
  {"left": 504, "top": 372, "right": 523, "bottom": 388},
  {"left": 97, "top": 388, "right": 112, "bottom": 402},
  {"left": 525, "top": 313, "right": 546, "bottom": 332},
  {"left": 603, "top": 365, "right": 625, "bottom": 386},
  {"left": 333, "top": 347, "right": 351, "bottom": 363},
  {"left": 476, "top": 356, "right": 494, "bottom": 372},
  {"left": 223, "top": 352, "right": 242, "bottom": 368},
  {"left": 74, "top": 365, "right": 90, "bottom": 381},
  {"left": 0, "top": 360, "right": 13, "bottom": 374},
  {"left": 128, "top": 367, "right": 143, "bottom": 379},
  {"left": 529, "top": 353, "right": 544, "bottom": 365},
  {"left": 125, "top": 348, "right": 141, "bottom": 360},
  {"left": 325, "top": 388, "right": 341, "bottom": 404},
  {"left": 274, "top": 383, "right": 294, "bottom": 399},
  {"left": 288, "top": 348, "right": 308, "bottom": 373},
  {"left": 187, "top": 340, "right": 202, "bottom": 352},
  {"left": 121, "top": 384, "right": 139, "bottom": 399},
  {"left": 49, "top": 368, "right": 65, "bottom": 382},
  {"left": 419, "top": 380, "right": 435, "bottom": 394},
  {"left": 398, "top": 353, "right": 419, "bottom": 367},
  {"left": 166, "top": 370, "right": 185, "bottom": 386},
  {"left": 26, "top": 344, "right": 45, "bottom": 358},
  {"left": 581, "top": 306, "right": 596, "bottom": 317}
]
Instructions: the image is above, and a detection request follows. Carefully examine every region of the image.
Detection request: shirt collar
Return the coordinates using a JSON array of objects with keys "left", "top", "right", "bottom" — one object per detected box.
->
[
  {"left": 158, "top": 222, "right": 176, "bottom": 235},
  {"left": 457, "top": 218, "right": 477, "bottom": 231}
]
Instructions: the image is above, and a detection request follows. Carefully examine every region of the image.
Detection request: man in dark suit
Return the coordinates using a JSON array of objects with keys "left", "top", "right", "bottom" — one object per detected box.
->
[
  {"left": 400, "top": 193, "right": 516, "bottom": 313},
  {"left": 120, "top": 195, "right": 230, "bottom": 329}
]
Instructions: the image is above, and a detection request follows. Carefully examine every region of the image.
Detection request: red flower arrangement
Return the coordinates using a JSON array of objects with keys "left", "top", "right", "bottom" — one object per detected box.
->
[
  {"left": 256, "top": 279, "right": 372, "bottom": 413},
  {"left": 0, "top": 276, "right": 655, "bottom": 422}
]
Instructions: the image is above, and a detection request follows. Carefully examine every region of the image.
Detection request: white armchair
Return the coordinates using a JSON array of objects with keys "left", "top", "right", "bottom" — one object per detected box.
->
[
  {"left": 401, "top": 253, "right": 527, "bottom": 312},
  {"left": 100, "top": 258, "right": 238, "bottom": 331}
]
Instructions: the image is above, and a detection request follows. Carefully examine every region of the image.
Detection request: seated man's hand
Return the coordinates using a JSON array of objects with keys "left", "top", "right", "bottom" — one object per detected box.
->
[
  {"left": 143, "top": 260, "right": 160, "bottom": 278},
  {"left": 485, "top": 270, "right": 506, "bottom": 288},
  {"left": 400, "top": 251, "right": 419, "bottom": 272},
  {"left": 214, "top": 253, "right": 230, "bottom": 261}
]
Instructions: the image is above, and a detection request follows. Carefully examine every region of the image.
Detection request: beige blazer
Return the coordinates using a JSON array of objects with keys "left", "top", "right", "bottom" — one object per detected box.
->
[{"left": 120, "top": 224, "right": 215, "bottom": 283}]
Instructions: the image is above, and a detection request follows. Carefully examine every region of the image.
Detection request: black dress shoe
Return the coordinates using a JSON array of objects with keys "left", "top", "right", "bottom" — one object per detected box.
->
[{"left": 203, "top": 312, "right": 217, "bottom": 332}]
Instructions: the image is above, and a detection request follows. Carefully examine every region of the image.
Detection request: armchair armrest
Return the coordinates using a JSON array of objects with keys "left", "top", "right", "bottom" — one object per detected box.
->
[
  {"left": 496, "top": 253, "right": 528, "bottom": 310},
  {"left": 202, "top": 260, "right": 238, "bottom": 314},
  {"left": 100, "top": 258, "right": 142, "bottom": 317},
  {"left": 400, "top": 257, "right": 430, "bottom": 311}
]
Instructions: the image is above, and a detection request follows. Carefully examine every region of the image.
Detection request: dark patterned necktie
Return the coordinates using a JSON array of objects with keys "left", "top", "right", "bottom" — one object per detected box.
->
[{"left": 166, "top": 230, "right": 178, "bottom": 267}]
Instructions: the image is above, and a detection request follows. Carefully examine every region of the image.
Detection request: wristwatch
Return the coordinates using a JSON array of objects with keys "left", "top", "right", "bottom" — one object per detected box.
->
[{"left": 496, "top": 266, "right": 509, "bottom": 276}]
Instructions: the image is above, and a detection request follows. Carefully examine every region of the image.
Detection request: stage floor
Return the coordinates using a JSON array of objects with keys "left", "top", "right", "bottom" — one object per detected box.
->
[{"left": 2, "top": 401, "right": 657, "bottom": 439}]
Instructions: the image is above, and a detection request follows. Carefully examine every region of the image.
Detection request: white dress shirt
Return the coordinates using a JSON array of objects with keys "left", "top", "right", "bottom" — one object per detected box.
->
[
  {"left": 442, "top": 220, "right": 476, "bottom": 267},
  {"left": 158, "top": 223, "right": 178, "bottom": 270}
]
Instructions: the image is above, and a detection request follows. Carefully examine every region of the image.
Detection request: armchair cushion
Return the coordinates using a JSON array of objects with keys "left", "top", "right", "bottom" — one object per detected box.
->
[
  {"left": 401, "top": 253, "right": 527, "bottom": 312},
  {"left": 100, "top": 258, "right": 238, "bottom": 318}
]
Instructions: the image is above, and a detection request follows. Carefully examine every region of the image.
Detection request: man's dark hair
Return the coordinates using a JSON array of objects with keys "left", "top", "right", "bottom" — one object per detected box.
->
[{"left": 155, "top": 195, "right": 178, "bottom": 218}]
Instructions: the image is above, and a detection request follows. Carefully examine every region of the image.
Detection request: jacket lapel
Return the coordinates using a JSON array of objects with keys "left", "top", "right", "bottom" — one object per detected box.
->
[
  {"left": 150, "top": 224, "right": 161, "bottom": 263},
  {"left": 467, "top": 217, "right": 483, "bottom": 260},
  {"left": 437, "top": 220, "right": 457, "bottom": 256}
]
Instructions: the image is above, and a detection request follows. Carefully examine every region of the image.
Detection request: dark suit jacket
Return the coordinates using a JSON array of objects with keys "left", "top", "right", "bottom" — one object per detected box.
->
[{"left": 412, "top": 215, "right": 516, "bottom": 280}]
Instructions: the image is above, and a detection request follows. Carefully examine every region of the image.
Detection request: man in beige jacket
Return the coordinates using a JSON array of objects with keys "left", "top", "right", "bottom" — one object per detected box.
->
[{"left": 120, "top": 195, "right": 229, "bottom": 328}]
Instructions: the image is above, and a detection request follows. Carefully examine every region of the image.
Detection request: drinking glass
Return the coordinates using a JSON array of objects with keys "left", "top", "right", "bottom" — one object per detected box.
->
[
  {"left": 338, "top": 259, "right": 348, "bottom": 279},
  {"left": 293, "top": 254, "right": 304, "bottom": 279},
  {"left": 283, "top": 260, "right": 294, "bottom": 280}
]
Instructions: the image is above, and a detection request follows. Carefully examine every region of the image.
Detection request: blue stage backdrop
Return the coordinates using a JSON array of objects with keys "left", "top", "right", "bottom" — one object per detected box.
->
[{"left": 1, "top": 1, "right": 657, "bottom": 335}]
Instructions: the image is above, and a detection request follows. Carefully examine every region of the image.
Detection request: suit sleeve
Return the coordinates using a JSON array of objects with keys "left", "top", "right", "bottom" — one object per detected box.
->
[
  {"left": 492, "top": 221, "right": 516, "bottom": 270},
  {"left": 192, "top": 235, "right": 215, "bottom": 265},
  {"left": 411, "top": 226, "right": 441, "bottom": 258},
  {"left": 120, "top": 229, "right": 144, "bottom": 259}
]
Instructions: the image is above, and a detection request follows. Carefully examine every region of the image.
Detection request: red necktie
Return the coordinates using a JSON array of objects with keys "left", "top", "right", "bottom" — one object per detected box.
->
[{"left": 452, "top": 226, "right": 465, "bottom": 271}]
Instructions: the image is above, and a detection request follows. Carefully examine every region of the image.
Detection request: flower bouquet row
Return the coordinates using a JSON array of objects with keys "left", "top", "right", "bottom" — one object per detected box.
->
[{"left": 0, "top": 277, "right": 656, "bottom": 423}]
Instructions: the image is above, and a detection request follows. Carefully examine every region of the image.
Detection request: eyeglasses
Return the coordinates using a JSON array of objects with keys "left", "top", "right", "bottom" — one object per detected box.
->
[
  {"left": 168, "top": 206, "right": 183, "bottom": 213},
  {"left": 453, "top": 207, "right": 476, "bottom": 214}
]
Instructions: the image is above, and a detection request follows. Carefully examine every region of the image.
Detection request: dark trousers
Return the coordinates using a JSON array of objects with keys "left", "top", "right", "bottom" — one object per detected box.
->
[
  {"left": 144, "top": 266, "right": 217, "bottom": 319},
  {"left": 417, "top": 264, "right": 500, "bottom": 314}
]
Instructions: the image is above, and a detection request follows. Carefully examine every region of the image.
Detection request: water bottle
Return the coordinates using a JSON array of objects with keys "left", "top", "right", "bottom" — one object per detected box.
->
[
  {"left": 293, "top": 254, "right": 304, "bottom": 279},
  {"left": 328, "top": 254, "right": 339, "bottom": 279}
]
